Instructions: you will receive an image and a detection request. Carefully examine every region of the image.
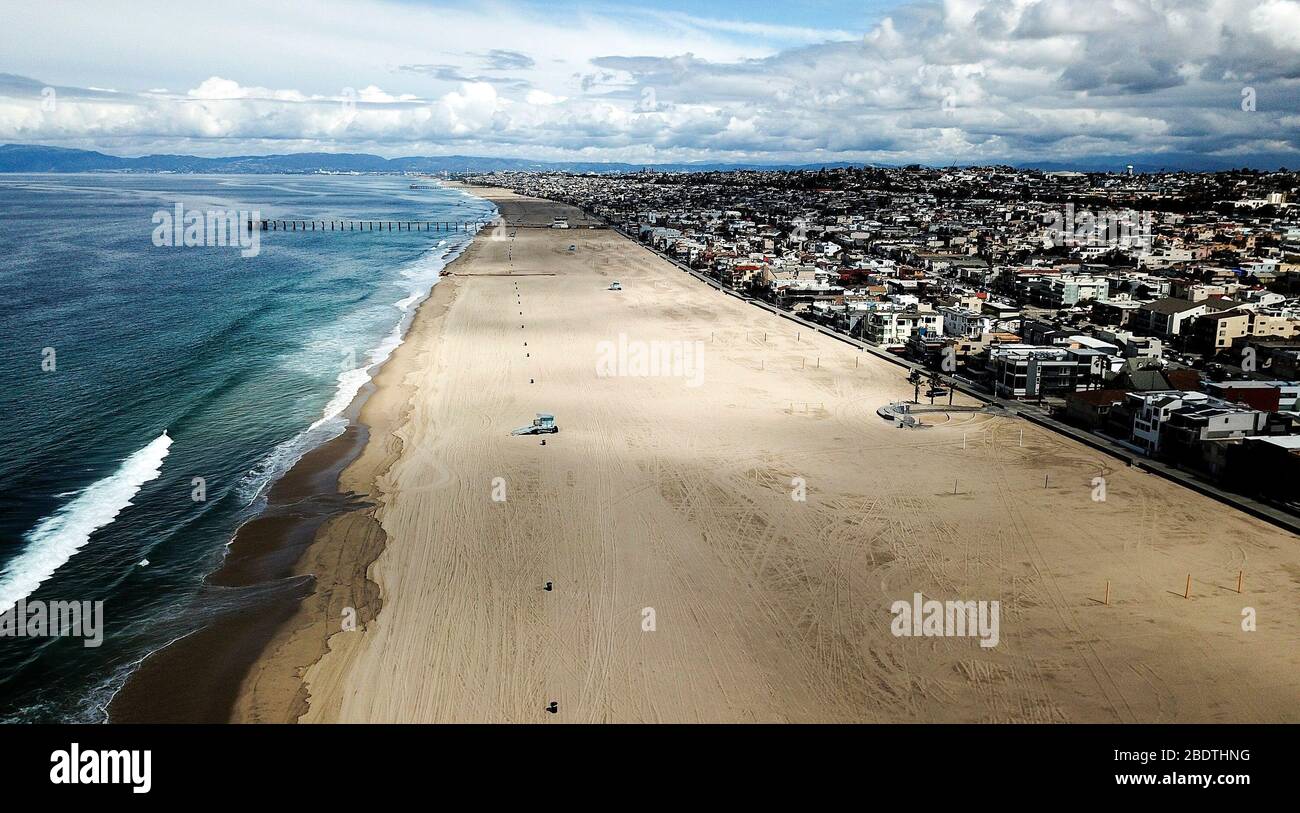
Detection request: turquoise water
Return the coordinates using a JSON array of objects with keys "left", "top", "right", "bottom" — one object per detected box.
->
[{"left": 0, "top": 174, "right": 494, "bottom": 721}]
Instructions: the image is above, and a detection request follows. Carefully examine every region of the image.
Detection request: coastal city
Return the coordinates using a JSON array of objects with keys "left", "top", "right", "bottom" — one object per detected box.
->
[
  {"left": 468, "top": 166, "right": 1300, "bottom": 516},
  {"left": 2, "top": 0, "right": 1298, "bottom": 791}
]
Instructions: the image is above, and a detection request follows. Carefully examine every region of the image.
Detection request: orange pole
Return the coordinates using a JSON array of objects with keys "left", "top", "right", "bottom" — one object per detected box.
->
[
  {"left": 1184, "top": 574, "right": 1191, "bottom": 599},
  {"left": 1104, "top": 580, "right": 1110, "bottom": 606}
]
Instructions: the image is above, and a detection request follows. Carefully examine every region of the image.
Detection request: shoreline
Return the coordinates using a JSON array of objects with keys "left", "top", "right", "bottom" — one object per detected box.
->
[
  {"left": 230, "top": 262, "right": 469, "bottom": 722},
  {"left": 118, "top": 185, "right": 1299, "bottom": 724},
  {"left": 107, "top": 190, "right": 490, "bottom": 722}
]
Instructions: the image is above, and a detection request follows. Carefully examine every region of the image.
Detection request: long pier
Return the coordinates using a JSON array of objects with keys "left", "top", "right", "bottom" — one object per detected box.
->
[{"left": 247, "top": 219, "right": 490, "bottom": 233}]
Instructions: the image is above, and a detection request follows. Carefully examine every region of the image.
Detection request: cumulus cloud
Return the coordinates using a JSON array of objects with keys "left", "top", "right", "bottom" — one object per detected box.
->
[{"left": 0, "top": 0, "right": 1297, "bottom": 165}]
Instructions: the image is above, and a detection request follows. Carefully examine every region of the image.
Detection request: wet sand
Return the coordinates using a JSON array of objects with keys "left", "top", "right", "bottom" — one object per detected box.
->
[
  {"left": 261, "top": 187, "right": 1300, "bottom": 723},
  {"left": 118, "top": 185, "right": 1300, "bottom": 724},
  {"left": 108, "top": 423, "right": 368, "bottom": 722}
]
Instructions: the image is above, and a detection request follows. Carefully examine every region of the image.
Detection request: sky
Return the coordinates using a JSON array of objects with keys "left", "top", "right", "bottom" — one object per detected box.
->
[{"left": 1, "top": 0, "right": 1298, "bottom": 166}]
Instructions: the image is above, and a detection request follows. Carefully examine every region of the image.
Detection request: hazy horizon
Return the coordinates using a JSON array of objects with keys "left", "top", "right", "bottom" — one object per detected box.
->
[{"left": 3, "top": 0, "right": 1298, "bottom": 168}]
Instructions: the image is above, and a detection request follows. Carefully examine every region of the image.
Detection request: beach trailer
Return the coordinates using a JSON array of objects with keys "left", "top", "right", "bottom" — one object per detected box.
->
[{"left": 511, "top": 413, "right": 558, "bottom": 435}]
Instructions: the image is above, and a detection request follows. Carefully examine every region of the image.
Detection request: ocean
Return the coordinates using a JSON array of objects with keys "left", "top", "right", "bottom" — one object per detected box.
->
[{"left": 0, "top": 173, "right": 495, "bottom": 721}]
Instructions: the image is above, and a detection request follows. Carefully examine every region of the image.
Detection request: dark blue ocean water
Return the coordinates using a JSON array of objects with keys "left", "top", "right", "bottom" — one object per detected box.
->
[{"left": 0, "top": 174, "right": 494, "bottom": 721}]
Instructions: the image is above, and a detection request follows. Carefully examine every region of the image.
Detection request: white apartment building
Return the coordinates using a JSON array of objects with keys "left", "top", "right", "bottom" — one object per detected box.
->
[
  {"left": 1128, "top": 390, "right": 1209, "bottom": 454},
  {"left": 864, "top": 309, "right": 940, "bottom": 348},
  {"left": 1139, "top": 247, "right": 1196, "bottom": 269},
  {"left": 940, "top": 306, "right": 996, "bottom": 339}
]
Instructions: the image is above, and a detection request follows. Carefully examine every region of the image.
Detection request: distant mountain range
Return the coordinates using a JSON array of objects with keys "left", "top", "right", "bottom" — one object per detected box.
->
[
  {"left": 0, "top": 143, "right": 1293, "bottom": 175},
  {"left": 0, "top": 144, "right": 871, "bottom": 175}
]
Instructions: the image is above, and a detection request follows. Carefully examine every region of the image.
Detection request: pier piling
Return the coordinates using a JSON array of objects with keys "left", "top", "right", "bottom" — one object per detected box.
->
[{"left": 237, "top": 217, "right": 484, "bottom": 236}]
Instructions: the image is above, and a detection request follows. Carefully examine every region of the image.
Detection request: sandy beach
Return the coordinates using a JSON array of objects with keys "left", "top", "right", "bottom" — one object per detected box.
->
[{"left": 225, "top": 186, "right": 1298, "bottom": 724}]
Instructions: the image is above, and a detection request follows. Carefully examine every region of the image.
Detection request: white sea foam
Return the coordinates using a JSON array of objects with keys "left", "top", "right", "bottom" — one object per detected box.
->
[
  {"left": 236, "top": 228, "right": 486, "bottom": 505},
  {"left": 0, "top": 432, "right": 172, "bottom": 615}
]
